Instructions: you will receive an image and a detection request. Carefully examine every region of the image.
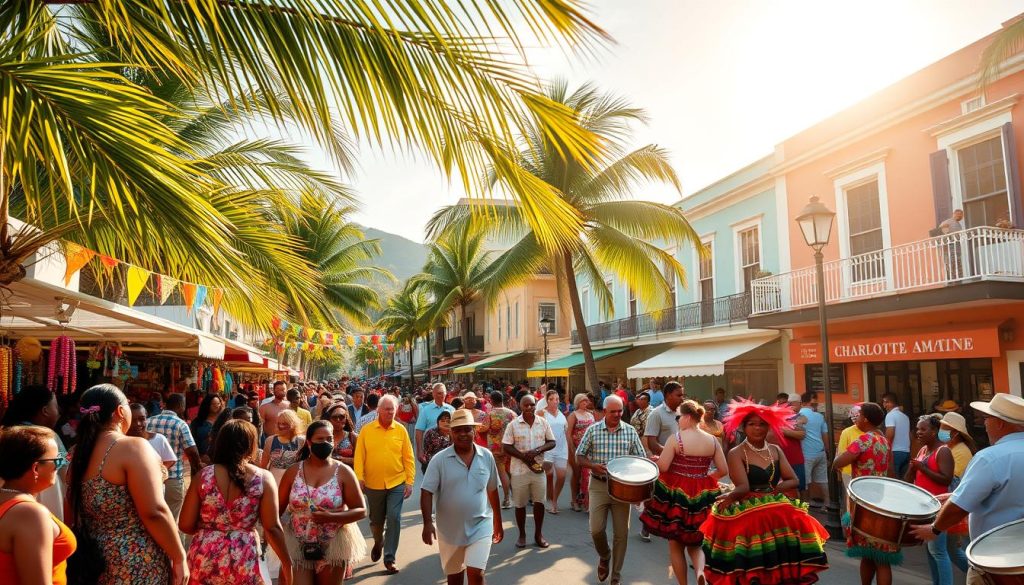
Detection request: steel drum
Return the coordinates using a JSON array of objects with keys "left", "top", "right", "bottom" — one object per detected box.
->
[
  {"left": 847, "top": 476, "right": 940, "bottom": 547},
  {"left": 967, "top": 518, "right": 1024, "bottom": 584},
  {"left": 606, "top": 456, "right": 658, "bottom": 504}
]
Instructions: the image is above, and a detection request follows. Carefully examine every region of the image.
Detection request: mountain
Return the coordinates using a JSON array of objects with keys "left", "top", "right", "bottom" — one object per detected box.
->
[{"left": 359, "top": 226, "right": 428, "bottom": 283}]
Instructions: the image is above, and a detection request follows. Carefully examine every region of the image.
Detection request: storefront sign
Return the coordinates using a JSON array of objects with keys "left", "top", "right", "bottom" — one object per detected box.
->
[{"left": 791, "top": 326, "right": 1000, "bottom": 364}]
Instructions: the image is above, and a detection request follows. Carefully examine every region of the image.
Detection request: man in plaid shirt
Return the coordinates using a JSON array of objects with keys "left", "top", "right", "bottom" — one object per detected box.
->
[
  {"left": 575, "top": 395, "right": 645, "bottom": 585},
  {"left": 146, "top": 393, "right": 202, "bottom": 523}
]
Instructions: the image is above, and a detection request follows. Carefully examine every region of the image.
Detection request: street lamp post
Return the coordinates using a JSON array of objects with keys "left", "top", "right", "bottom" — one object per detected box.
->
[
  {"left": 540, "top": 316, "right": 554, "bottom": 385},
  {"left": 795, "top": 195, "right": 842, "bottom": 537}
]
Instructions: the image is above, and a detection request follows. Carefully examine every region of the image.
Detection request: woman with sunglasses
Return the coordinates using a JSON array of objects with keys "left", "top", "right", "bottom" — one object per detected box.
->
[
  {"left": 323, "top": 404, "right": 358, "bottom": 467},
  {"left": 0, "top": 425, "right": 76, "bottom": 585}
]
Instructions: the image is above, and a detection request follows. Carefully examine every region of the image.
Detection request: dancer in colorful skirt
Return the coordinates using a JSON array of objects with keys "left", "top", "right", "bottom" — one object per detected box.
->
[
  {"left": 701, "top": 398, "right": 829, "bottom": 585},
  {"left": 641, "top": 400, "right": 729, "bottom": 584}
]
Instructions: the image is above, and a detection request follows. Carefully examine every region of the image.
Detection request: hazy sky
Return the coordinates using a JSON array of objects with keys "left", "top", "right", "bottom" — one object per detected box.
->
[{"left": 324, "top": 1, "right": 1024, "bottom": 242}]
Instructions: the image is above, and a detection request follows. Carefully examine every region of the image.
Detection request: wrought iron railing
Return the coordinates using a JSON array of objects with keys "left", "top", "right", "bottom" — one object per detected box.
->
[
  {"left": 570, "top": 292, "right": 751, "bottom": 345},
  {"left": 750, "top": 226, "right": 1024, "bottom": 314}
]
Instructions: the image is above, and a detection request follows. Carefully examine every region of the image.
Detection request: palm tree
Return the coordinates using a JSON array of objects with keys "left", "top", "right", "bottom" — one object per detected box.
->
[
  {"left": 979, "top": 15, "right": 1024, "bottom": 86},
  {"left": 412, "top": 226, "right": 514, "bottom": 363},
  {"left": 375, "top": 281, "right": 431, "bottom": 385},
  {"left": 353, "top": 342, "right": 385, "bottom": 378},
  {"left": 427, "top": 81, "right": 701, "bottom": 390},
  {"left": 1, "top": 2, "right": 613, "bottom": 307}
]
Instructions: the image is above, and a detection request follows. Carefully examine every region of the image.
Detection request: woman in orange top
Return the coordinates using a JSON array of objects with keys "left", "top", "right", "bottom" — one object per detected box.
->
[{"left": 0, "top": 425, "right": 77, "bottom": 584}]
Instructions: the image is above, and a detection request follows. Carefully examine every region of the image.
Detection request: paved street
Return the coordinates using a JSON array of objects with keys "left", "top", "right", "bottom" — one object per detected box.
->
[{"left": 341, "top": 469, "right": 960, "bottom": 585}]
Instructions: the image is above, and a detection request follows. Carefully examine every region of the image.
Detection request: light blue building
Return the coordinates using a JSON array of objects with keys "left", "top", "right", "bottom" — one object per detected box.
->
[{"left": 571, "top": 155, "right": 794, "bottom": 401}]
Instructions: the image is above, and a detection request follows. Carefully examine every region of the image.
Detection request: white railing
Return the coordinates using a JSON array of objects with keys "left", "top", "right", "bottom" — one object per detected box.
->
[{"left": 751, "top": 227, "right": 1024, "bottom": 314}]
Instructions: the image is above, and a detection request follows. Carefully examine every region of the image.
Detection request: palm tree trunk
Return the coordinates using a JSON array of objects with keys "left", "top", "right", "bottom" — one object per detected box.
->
[
  {"left": 461, "top": 302, "right": 470, "bottom": 364},
  {"left": 408, "top": 342, "right": 415, "bottom": 386},
  {"left": 563, "top": 251, "right": 599, "bottom": 393}
]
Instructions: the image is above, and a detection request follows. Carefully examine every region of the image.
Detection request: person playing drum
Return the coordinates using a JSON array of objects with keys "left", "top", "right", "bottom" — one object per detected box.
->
[
  {"left": 574, "top": 395, "right": 646, "bottom": 585},
  {"left": 831, "top": 402, "right": 899, "bottom": 585},
  {"left": 700, "top": 398, "right": 829, "bottom": 585},
  {"left": 640, "top": 400, "right": 728, "bottom": 585},
  {"left": 910, "top": 393, "right": 1024, "bottom": 585}
]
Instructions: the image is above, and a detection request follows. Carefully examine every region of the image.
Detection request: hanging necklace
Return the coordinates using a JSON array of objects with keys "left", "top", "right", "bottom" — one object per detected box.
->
[
  {"left": 0, "top": 487, "right": 29, "bottom": 496},
  {"left": 741, "top": 440, "right": 776, "bottom": 487}
]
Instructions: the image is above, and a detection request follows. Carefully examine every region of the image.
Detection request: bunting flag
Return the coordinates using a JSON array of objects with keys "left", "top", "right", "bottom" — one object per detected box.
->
[
  {"left": 371, "top": 334, "right": 380, "bottom": 344},
  {"left": 99, "top": 255, "right": 120, "bottom": 275},
  {"left": 193, "top": 285, "right": 208, "bottom": 313},
  {"left": 271, "top": 316, "right": 282, "bottom": 331},
  {"left": 125, "top": 266, "right": 151, "bottom": 306},
  {"left": 181, "top": 283, "right": 197, "bottom": 313},
  {"left": 63, "top": 243, "right": 96, "bottom": 285},
  {"left": 159, "top": 276, "right": 179, "bottom": 305},
  {"left": 211, "top": 289, "right": 223, "bottom": 318}
]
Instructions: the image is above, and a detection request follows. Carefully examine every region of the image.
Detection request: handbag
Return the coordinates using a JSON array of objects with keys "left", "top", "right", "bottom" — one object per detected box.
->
[
  {"left": 66, "top": 520, "right": 106, "bottom": 585},
  {"left": 301, "top": 540, "right": 325, "bottom": 561}
]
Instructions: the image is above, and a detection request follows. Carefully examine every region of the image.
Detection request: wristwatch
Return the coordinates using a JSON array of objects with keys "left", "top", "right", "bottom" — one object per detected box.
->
[{"left": 931, "top": 524, "right": 942, "bottom": 535}]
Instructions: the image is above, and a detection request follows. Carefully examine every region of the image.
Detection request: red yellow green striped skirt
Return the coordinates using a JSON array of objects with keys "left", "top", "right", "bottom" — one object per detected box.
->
[
  {"left": 640, "top": 472, "right": 720, "bottom": 545},
  {"left": 700, "top": 493, "right": 829, "bottom": 585}
]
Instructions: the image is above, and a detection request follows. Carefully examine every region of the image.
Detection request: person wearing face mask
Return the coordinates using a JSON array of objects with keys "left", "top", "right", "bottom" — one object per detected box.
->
[
  {"left": 279, "top": 420, "right": 367, "bottom": 584},
  {"left": 907, "top": 415, "right": 954, "bottom": 585},
  {"left": 937, "top": 412, "right": 976, "bottom": 576},
  {"left": 65, "top": 384, "right": 188, "bottom": 585},
  {"left": 0, "top": 426, "right": 77, "bottom": 585}
]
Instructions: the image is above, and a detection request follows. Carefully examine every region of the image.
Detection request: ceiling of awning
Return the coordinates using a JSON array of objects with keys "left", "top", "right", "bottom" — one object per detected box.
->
[{"left": 0, "top": 277, "right": 225, "bottom": 359}]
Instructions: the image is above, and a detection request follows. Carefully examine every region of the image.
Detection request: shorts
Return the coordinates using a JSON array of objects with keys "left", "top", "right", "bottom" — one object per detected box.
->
[
  {"left": 438, "top": 536, "right": 492, "bottom": 575},
  {"left": 543, "top": 456, "right": 568, "bottom": 470},
  {"left": 511, "top": 473, "right": 546, "bottom": 508},
  {"left": 804, "top": 452, "right": 828, "bottom": 485}
]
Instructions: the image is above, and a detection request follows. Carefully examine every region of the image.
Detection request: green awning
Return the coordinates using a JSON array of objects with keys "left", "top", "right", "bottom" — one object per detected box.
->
[
  {"left": 452, "top": 351, "right": 528, "bottom": 374},
  {"left": 526, "top": 346, "right": 632, "bottom": 378}
]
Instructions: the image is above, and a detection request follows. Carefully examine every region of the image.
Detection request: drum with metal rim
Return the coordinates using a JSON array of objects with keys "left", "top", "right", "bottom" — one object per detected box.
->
[
  {"left": 967, "top": 518, "right": 1024, "bottom": 584},
  {"left": 847, "top": 476, "right": 940, "bottom": 548},
  {"left": 606, "top": 456, "right": 658, "bottom": 504}
]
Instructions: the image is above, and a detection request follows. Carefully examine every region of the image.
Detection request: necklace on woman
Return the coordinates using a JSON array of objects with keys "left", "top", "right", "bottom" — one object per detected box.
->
[{"left": 0, "top": 487, "right": 29, "bottom": 495}]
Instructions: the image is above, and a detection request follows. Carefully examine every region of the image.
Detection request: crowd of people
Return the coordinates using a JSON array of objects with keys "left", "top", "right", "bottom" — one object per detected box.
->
[{"left": 0, "top": 375, "right": 1022, "bottom": 585}]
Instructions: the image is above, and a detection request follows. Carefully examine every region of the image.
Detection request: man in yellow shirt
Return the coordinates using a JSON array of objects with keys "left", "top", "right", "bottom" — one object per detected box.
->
[
  {"left": 837, "top": 403, "right": 863, "bottom": 491},
  {"left": 286, "top": 388, "right": 313, "bottom": 428},
  {"left": 354, "top": 394, "right": 415, "bottom": 575}
]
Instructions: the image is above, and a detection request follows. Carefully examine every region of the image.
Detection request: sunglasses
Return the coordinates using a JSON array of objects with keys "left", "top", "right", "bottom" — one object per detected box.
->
[
  {"left": 38, "top": 457, "right": 67, "bottom": 470},
  {"left": 330, "top": 415, "right": 347, "bottom": 421}
]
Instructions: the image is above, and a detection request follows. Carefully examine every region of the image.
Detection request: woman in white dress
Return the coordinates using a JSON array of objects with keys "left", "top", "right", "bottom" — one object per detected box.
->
[{"left": 539, "top": 389, "right": 569, "bottom": 514}]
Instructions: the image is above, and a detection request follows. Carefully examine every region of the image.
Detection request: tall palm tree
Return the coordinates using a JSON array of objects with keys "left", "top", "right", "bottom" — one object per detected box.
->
[
  {"left": 1, "top": 2, "right": 613, "bottom": 306},
  {"left": 980, "top": 15, "right": 1024, "bottom": 86},
  {"left": 412, "top": 226, "right": 514, "bottom": 363},
  {"left": 427, "top": 82, "right": 701, "bottom": 390},
  {"left": 375, "top": 281, "right": 431, "bottom": 385}
]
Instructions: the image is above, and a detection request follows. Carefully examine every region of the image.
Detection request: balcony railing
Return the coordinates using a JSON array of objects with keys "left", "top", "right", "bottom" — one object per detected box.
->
[
  {"left": 571, "top": 292, "right": 751, "bottom": 345},
  {"left": 751, "top": 226, "right": 1024, "bottom": 315},
  {"left": 443, "top": 335, "right": 484, "bottom": 353}
]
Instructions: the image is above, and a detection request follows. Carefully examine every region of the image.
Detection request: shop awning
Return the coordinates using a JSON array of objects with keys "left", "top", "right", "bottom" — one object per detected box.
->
[
  {"left": 452, "top": 351, "right": 528, "bottom": 375},
  {"left": 429, "top": 355, "right": 480, "bottom": 375},
  {"left": 626, "top": 334, "right": 778, "bottom": 378},
  {"left": 391, "top": 363, "right": 427, "bottom": 378},
  {"left": 6, "top": 277, "right": 225, "bottom": 359},
  {"left": 526, "top": 347, "right": 632, "bottom": 378}
]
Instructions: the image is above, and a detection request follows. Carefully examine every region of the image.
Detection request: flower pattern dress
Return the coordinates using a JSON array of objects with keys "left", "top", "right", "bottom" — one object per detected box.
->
[
  {"left": 283, "top": 462, "right": 366, "bottom": 572},
  {"left": 81, "top": 440, "right": 170, "bottom": 585},
  {"left": 842, "top": 431, "right": 901, "bottom": 564},
  {"left": 485, "top": 407, "right": 516, "bottom": 464},
  {"left": 187, "top": 466, "right": 263, "bottom": 584}
]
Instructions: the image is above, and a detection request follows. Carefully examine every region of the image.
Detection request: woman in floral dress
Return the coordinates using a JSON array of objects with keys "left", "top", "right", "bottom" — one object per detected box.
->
[
  {"left": 421, "top": 411, "right": 453, "bottom": 471},
  {"left": 567, "top": 393, "right": 596, "bottom": 511},
  {"left": 485, "top": 390, "right": 517, "bottom": 508},
  {"left": 832, "top": 402, "right": 897, "bottom": 585},
  {"left": 179, "top": 420, "right": 291, "bottom": 584}
]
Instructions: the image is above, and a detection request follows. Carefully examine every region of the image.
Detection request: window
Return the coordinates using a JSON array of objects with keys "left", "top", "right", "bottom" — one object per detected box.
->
[
  {"left": 497, "top": 305, "right": 502, "bottom": 340},
  {"left": 738, "top": 226, "right": 761, "bottom": 292},
  {"left": 603, "top": 279, "right": 613, "bottom": 318},
  {"left": 698, "top": 242, "right": 713, "bottom": 301},
  {"left": 515, "top": 302, "right": 519, "bottom": 338},
  {"left": 961, "top": 96, "right": 986, "bottom": 115},
  {"left": 538, "top": 302, "right": 557, "bottom": 335},
  {"left": 581, "top": 289, "right": 590, "bottom": 324},
  {"left": 506, "top": 305, "right": 511, "bottom": 339},
  {"left": 957, "top": 136, "right": 1009, "bottom": 228},
  {"left": 663, "top": 256, "right": 677, "bottom": 309},
  {"left": 628, "top": 288, "right": 638, "bottom": 317},
  {"left": 845, "top": 179, "right": 885, "bottom": 281}
]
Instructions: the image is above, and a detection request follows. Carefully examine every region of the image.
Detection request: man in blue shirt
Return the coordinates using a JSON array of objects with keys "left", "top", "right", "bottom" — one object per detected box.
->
[
  {"left": 911, "top": 393, "right": 1024, "bottom": 585},
  {"left": 798, "top": 391, "right": 829, "bottom": 509},
  {"left": 416, "top": 382, "right": 455, "bottom": 465},
  {"left": 645, "top": 380, "right": 664, "bottom": 408}
]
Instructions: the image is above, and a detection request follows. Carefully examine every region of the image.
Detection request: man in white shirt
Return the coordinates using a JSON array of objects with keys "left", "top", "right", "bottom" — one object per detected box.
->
[
  {"left": 502, "top": 394, "right": 555, "bottom": 549},
  {"left": 883, "top": 392, "right": 911, "bottom": 478}
]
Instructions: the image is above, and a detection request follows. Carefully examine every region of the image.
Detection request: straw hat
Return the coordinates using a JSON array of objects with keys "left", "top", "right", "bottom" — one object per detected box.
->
[
  {"left": 449, "top": 409, "right": 479, "bottom": 428},
  {"left": 939, "top": 412, "right": 970, "bottom": 437},
  {"left": 462, "top": 391, "right": 478, "bottom": 401},
  {"left": 971, "top": 393, "right": 1024, "bottom": 426},
  {"left": 935, "top": 399, "right": 960, "bottom": 413}
]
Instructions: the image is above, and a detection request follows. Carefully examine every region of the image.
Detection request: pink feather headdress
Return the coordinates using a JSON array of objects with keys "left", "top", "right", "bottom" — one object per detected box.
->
[{"left": 722, "top": 398, "right": 797, "bottom": 444}]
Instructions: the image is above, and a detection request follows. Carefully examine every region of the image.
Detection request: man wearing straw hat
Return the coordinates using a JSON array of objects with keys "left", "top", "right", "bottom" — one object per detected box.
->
[
  {"left": 911, "top": 393, "right": 1024, "bottom": 585},
  {"left": 421, "top": 409, "right": 503, "bottom": 585}
]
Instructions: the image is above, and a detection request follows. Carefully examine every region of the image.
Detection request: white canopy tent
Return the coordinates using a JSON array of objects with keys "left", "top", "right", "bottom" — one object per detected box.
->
[{"left": 626, "top": 332, "right": 779, "bottom": 378}]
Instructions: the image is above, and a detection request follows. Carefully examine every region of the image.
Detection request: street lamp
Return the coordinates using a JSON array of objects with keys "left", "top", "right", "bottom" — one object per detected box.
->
[
  {"left": 795, "top": 195, "right": 842, "bottom": 536},
  {"left": 540, "top": 316, "right": 554, "bottom": 385}
]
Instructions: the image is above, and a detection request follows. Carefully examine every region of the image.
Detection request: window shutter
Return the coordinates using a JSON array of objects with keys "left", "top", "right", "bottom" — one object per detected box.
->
[
  {"left": 929, "top": 149, "right": 953, "bottom": 227},
  {"left": 1001, "top": 122, "right": 1024, "bottom": 228}
]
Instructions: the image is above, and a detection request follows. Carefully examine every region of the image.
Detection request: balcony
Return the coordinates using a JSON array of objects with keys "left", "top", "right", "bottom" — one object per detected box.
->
[
  {"left": 751, "top": 227, "right": 1024, "bottom": 315},
  {"left": 571, "top": 292, "right": 751, "bottom": 346},
  {"left": 443, "top": 334, "right": 484, "bottom": 353}
]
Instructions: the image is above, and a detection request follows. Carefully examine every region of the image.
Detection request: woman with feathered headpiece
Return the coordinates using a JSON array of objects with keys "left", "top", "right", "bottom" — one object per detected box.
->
[{"left": 699, "top": 398, "right": 830, "bottom": 584}]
